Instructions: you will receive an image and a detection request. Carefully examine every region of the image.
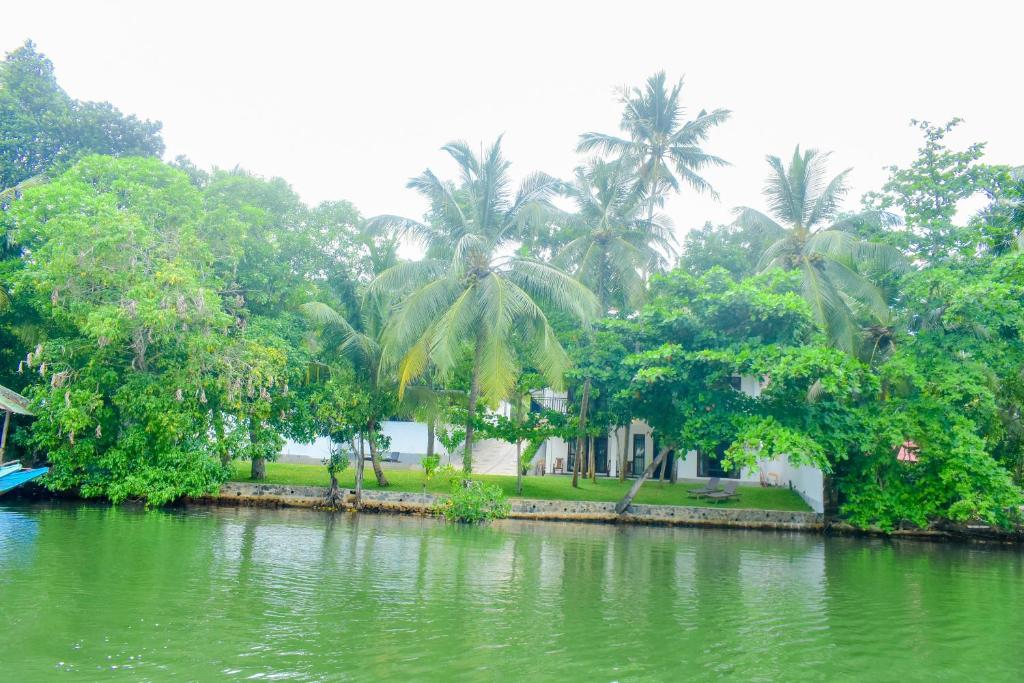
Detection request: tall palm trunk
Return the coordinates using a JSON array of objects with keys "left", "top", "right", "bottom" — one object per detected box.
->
[
  {"left": 571, "top": 378, "right": 591, "bottom": 488},
  {"left": 588, "top": 435, "right": 596, "bottom": 482},
  {"left": 426, "top": 418, "right": 435, "bottom": 461},
  {"left": 367, "top": 424, "right": 389, "bottom": 487},
  {"left": 514, "top": 394, "right": 524, "bottom": 496},
  {"left": 463, "top": 335, "right": 484, "bottom": 475},
  {"left": 515, "top": 438, "right": 523, "bottom": 496},
  {"left": 354, "top": 434, "right": 365, "bottom": 508}
]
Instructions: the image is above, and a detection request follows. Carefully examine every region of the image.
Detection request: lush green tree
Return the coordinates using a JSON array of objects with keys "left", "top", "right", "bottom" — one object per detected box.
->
[
  {"left": 735, "top": 147, "right": 904, "bottom": 351},
  {"left": 366, "top": 138, "right": 597, "bottom": 473},
  {"left": 2, "top": 156, "right": 326, "bottom": 503},
  {"left": 5, "top": 157, "right": 233, "bottom": 502},
  {"left": 598, "top": 265, "right": 1021, "bottom": 528},
  {"left": 679, "top": 221, "right": 774, "bottom": 279},
  {"left": 863, "top": 119, "right": 1010, "bottom": 263},
  {"left": 577, "top": 71, "right": 730, "bottom": 203},
  {"left": 0, "top": 41, "right": 163, "bottom": 188}
]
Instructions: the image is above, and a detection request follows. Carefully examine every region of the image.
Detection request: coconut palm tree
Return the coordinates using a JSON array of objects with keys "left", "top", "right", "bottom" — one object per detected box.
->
[
  {"left": 366, "top": 137, "right": 598, "bottom": 473},
  {"left": 577, "top": 72, "right": 730, "bottom": 203},
  {"left": 735, "top": 146, "right": 904, "bottom": 351},
  {"left": 556, "top": 157, "right": 675, "bottom": 314},
  {"left": 301, "top": 292, "right": 394, "bottom": 494}
]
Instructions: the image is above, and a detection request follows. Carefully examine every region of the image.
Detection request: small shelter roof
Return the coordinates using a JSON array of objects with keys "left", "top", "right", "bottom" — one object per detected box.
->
[{"left": 0, "top": 384, "right": 33, "bottom": 416}]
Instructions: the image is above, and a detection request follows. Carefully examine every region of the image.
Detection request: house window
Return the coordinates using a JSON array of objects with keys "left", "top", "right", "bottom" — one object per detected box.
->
[
  {"left": 698, "top": 443, "right": 740, "bottom": 479},
  {"left": 631, "top": 434, "right": 646, "bottom": 476},
  {"left": 727, "top": 376, "right": 742, "bottom": 391}
]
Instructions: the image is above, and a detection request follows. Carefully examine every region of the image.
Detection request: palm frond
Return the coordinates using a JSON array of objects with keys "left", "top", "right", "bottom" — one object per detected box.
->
[
  {"left": 576, "top": 132, "right": 636, "bottom": 157},
  {"left": 806, "top": 168, "right": 851, "bottom": 228},
  {"left": 820, "top": 259, "right": 891, "bottom": 324},
  {"left": 801, "top": 259, "right": 856, "bottom": 352},
  {"left": 506, "top": 258, "right": 599, "bottom": 323}
]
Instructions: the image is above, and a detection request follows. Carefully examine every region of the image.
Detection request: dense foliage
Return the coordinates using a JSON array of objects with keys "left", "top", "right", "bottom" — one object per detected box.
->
[{"left": 1, "top": 43, "right": 1020, "bottom": 529}]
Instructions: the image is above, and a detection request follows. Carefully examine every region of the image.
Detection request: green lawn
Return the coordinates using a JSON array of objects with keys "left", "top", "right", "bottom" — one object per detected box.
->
[{"left": 229, "top": 461, "right": 812, "bottom": 512}]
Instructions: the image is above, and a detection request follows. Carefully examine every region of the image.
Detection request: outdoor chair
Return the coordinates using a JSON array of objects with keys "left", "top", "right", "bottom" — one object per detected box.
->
[
  {"left": 553, "top": 458, "right": 565, "bottom": 474},
  {"left": 687, "top": 477, "right": 721, "bottom": 498},
  {"left": 706, "top": 480, "right": 740, "bottom": 503}
]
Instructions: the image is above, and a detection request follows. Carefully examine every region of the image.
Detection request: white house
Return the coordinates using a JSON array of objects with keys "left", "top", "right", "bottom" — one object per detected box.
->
[
  {"left": 280, "top": 376, "right": 825, "bottom": 513},
  {"left": 532, "top": 378, "right": 824, "bottom": 513}
]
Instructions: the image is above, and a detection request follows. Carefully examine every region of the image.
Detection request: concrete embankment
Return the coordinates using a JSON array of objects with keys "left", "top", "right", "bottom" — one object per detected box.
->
[{"left": 200, "top": 482, "right": 825, "bottom": 532}]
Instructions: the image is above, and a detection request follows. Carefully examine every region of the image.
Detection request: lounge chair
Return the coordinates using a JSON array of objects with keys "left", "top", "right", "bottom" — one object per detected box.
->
[
  {"left": 687, "top": 477, "right": 721, "bottom": 498},
  {"left": 706, "top": 480, "right": 739, "bottom": 503}
]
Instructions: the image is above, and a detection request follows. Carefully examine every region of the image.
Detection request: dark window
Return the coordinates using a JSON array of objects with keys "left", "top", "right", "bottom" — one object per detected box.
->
[
  {"left": 698, "top": 442, "right": 741, "bottom": 479},
  {"left": 631, "top": 434, "right": 646, "bottom": 476},
  {"left": 593, "top": 438, "right": 608, "bottom": 475},
  {"left": 728, "top": 376, "right": 742, "bottom": 391}
]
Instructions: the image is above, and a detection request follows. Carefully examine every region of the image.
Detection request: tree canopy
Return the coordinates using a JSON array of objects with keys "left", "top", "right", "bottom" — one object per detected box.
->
[{"left": 0, "top": 44, "right": 1020, "bottom": 530}]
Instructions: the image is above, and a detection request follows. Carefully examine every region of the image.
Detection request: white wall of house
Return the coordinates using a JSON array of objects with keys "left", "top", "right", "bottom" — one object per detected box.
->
[{"left": 281, "top": 420, "right": 448, "bottom": 462}]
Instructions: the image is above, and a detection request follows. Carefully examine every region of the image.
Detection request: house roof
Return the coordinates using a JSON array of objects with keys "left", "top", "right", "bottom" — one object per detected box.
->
[{"left": 0, "top": 384, "right": 32, "bottom": 416}]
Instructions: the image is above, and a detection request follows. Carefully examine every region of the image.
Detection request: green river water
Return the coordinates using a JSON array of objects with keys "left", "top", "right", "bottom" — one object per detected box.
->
[{"left": 1, "top": 502, "right": 1022, "bottom": 682}]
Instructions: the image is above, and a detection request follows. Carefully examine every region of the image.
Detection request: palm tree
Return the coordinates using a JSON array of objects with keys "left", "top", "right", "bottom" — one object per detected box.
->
[
  {"left": 556, "top": 157, "right": 674, "bottom": 314},
  {"left": 367, "top": 138, "right": 598, "bottom": 473},
  {"left": 577, "top": 72, "right": 730, "bottom": 204},
  {"left": 301, "top": 294, "right": 395, "bottom": 497},
  {"left": 735, "top": 146, "right": 904, "bottom": 351}
]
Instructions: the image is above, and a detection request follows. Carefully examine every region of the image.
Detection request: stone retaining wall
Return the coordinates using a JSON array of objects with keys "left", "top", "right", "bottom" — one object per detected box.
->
[{"left": 205, "top": 482, "right": 825, "bottom": 531}]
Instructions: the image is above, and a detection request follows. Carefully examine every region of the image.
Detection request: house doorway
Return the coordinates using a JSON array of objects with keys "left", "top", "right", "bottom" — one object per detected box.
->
[{"left": 567, "top": 438, "right": 609, "bottom": 476}]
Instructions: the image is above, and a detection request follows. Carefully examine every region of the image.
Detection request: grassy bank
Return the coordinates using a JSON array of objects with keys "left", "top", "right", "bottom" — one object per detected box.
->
[{"left": 228, "top": 462, "right": 812, "bottom": 512}]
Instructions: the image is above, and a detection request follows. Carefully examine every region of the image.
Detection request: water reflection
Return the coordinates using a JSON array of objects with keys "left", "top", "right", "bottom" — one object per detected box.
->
[{"left": 1, "top": 502, "right": 1021, "bottom": 682}]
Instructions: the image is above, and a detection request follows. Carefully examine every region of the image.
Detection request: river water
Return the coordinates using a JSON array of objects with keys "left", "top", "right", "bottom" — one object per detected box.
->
[{"left": 1, "top": 502, "right": 1021, "bottom": 681}]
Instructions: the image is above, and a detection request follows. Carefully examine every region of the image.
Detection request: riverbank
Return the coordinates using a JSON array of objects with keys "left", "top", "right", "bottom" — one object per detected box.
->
[
  {"left": 203, "top": 481, "right": 825, "bottom": 531},
  {"left": 230, "top": 461, "right": 813, "bottom": 511},
  {"left": 219, "top": 464, "right": 1024, "bottom": 543}
]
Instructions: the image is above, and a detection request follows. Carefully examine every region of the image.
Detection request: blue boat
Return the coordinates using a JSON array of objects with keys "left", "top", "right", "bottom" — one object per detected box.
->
[
  {"left": 0, "top": 465, "right": 49, "bottom": 494},
  {"left": 0, "top": 383, "right": 47, "bottom": 494}
]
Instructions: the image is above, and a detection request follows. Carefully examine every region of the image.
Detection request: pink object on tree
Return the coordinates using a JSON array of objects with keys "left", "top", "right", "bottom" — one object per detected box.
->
[{"left": 896, "top": 440, "right": 919, "bottom": 462}]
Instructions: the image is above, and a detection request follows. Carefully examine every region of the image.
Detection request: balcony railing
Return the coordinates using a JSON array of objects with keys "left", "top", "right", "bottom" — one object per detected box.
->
[{"left": 530, "top": 395, "right": 568, "bottom": 414}]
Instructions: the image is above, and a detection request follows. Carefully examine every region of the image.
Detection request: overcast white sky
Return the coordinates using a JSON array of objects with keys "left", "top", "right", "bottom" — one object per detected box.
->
[{"left": 5, "top": 1, "right": 1022, "bottom": 248}]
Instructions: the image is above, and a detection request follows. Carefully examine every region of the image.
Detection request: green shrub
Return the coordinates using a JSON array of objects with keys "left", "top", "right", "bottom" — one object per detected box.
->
[{"left": 436, "top": 480, "right": 511, "bottom": 523}]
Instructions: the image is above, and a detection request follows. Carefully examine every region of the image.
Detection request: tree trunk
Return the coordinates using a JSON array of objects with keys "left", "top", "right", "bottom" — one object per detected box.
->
[
  {"left": 516, "top": 438, "right": 523, "bottom": 496},
  {"left": 513, "top": 393, "right": 524, "bottom": 496},
  {"left": 588, "top": 435, "right": 596, "bottom": 482},
  {"left": 249, "top": 420, "right": 266, "bottom": 480},
  {"left": 615, "top": 446, "right": 671, "bottom": 514},
  {"left": 354, "top": 434, "right": 365, "bottom": 508},
  {"left": 463, "top": 336, "right": 484, "bottom": 475},
  {"left": 368, "top": 426, "right": 389, "bottom": 487},
  {"left": 214, "top": 412, "right": 230, "bottom": 467},
  {"left": 618, "top": 423, "right": 630, "bottom": 482},
  {"left": 571, "top": 378, "right": 591, "bottom": 488},
  {"left": 326, "top": 469, "right": 341, "bottom": 507},
  {"left": 426, "top": 418, "right": 435, "bottom": 461}
]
